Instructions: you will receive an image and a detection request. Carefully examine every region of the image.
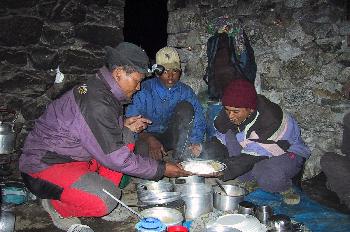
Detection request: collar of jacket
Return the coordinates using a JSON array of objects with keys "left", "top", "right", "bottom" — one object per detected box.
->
[
  {"left": 154, "top": 76, "right": 180, "bottom": 100},
  {"left": 233, "top": 110, "right": 258, "bottom": 132},
  {"left": 97, "top": 66, "right": 129, "bottom": 104}
]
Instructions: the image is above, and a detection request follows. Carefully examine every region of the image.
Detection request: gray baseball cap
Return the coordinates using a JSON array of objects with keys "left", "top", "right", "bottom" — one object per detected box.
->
[{"left": 105, "top": 42, "right": 149, "bottom": 73}]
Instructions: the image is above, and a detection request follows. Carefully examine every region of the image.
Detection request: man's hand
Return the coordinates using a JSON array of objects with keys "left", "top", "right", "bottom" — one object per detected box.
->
[
  {"left": 164, "top": 162, "right": 192, "bottom": 177},
  {"left": 147, "top": 136, "right": 166, "bottom": 160},
  {"left": 124, "top": 115, "right": 152, "bottom": 133},
  {"left": 188, "top": 144, "right": 202, "bottom": 157}
]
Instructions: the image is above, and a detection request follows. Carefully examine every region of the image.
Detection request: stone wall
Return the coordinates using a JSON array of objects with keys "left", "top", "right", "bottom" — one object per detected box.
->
[
  {"left": 1, "top": 0, "right": 349, "bottom": 180},
  {"left": 167, "top": 0, "right": 350, "bottom": 179},
  {"left": 0, "top": 0, "right": 125, "bottom": 148}
]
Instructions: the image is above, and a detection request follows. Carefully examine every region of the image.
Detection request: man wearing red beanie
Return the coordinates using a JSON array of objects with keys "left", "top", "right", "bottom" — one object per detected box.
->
[{"left": 214, "top": 79, "right": 310, "bottom": 205}]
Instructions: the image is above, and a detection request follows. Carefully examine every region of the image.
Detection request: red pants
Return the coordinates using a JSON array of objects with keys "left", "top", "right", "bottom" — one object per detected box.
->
[{"left": 31, "top": 160, "right": 123, "bottom": 217}]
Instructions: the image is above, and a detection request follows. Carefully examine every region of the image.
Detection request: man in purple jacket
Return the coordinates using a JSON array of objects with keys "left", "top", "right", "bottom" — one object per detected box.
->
[
  {"left": 19, "top": 42, "right": 191, "bottom": 230},
  {"left": 214, "top": 79, "right": 310, "bottom": 205}
]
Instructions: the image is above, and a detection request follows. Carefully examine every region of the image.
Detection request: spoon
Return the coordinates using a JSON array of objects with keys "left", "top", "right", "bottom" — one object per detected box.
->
[
  {"left": 102, "top": 189, "right": 143, "bottom": 220},
  {"left": 215, "top": 179, "right": 228, "bottom": 196}
]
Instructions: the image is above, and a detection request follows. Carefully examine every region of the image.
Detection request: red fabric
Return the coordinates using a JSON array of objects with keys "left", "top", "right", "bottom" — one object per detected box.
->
[
  {"left": 222, "top": 79, "right": 257, "bottom": 109},
  {"left": 127, "top": 143, "right": 135, "bottom": 151},
  {"left": 31, "top": 160, "right": 123, "bottom": 217},
  {"left": 288, "top": 152, "right": 296, "bottom": 159}
]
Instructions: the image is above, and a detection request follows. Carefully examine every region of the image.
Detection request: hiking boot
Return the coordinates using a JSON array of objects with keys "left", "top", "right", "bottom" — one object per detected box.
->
[
  {"left": 101, "top": 204, "right": 131, "bottom": 222},
  {"left": 41, "top": 199, "right": 81, "bottom": 230},
  {"left": 281, "top": 188, "right": 300, "bottom": 205}
]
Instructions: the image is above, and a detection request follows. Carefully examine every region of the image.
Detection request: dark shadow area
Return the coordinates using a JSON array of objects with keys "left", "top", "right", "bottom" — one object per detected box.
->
[
  {"left": 124, "top": 0, "right": 168, "bottom": 61},
  {"left": 302, "top": 172, "right": 350, "bottom": 215}
]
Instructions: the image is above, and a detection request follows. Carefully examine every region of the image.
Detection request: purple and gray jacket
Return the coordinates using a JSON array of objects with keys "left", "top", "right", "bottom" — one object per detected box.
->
[
  {"left": 214, "top": 95, "right": 311, "bottom": 159},
  {"left": 19, "top": 66, "right": 165, "bottom": 180}
]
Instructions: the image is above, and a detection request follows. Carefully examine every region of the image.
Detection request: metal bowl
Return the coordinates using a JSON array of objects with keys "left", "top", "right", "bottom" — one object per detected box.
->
[
  {"left": 268, "top": 214, "right": 292, "bottom": 231},
  {"left": 213, "top": 184, "right": 246, "bottom": 211},
  {"left": 136, "top": 180, "right": 174, "bottom": 193},
  {"left": 140, "top": 207, "right": 183, "bottom": 227},
  {"left": 139, "top": 192, "right": 181, "bottom": 204}
]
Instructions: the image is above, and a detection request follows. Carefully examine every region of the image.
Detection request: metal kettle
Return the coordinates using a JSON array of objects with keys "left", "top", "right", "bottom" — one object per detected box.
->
[{"left": 0, "top": 109, "right": 17, "bottom": 155}]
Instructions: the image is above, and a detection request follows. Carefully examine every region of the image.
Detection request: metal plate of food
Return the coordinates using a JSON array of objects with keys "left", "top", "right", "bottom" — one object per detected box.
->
[{"left": 180, "top": 159, "right": 226, "bottom": 176}]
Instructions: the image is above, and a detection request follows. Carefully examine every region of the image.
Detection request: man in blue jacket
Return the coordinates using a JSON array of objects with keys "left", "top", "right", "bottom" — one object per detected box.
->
[{"left": 126, "top": 47, "right": 208, "bottom": 161}]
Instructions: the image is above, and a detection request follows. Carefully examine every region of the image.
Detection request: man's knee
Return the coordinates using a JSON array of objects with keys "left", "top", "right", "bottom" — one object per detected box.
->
[
  {"left": 72, "top": 172, "right": 121, "bottom": 213},
  {"left": 252, "top": 161, "right": 291, "bottom": 192}
]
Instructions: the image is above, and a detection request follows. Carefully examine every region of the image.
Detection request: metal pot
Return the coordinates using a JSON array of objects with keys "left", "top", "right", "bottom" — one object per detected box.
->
[
  {"left": 213, "top": 184, "right": 246, "bottom": 211},
  {"left": 179, "top": 183, "right": 213, "bottom": 220},
  {"left": 0, "top": 211, "right": 15, "bottom": 232},
  {"left": 171, "top": 176, "right": 205, "bottom": 185},
  {"left": 0, "top": 109, "right": 17, "bottom": 155}
]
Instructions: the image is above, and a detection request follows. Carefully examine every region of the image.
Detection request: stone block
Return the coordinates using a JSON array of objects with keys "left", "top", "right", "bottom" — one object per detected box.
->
[
  {"left": 42, "top": 23, "right": 75, "bottom": 46},
  {"left": 272, "top": 39, "right": 304, "bottom": 62},
  {"left": 0, "top": 16, "right": 43, "bottom": 46},
  {"left": 0, "top": 48, "right": 27, "bottom": 66},
  {"left": 0, "top": 69, "right": 54, "bottom": 95},
  {"left": 29, "top": 46, "right": 59, "bottom": 70},
  {"left": 0, "top": 0, "right": 36, "bottom": 9},
  {"left": 60, "top": 49, "right": 104, "bottom": 74},
  {"left": 75, "top": 24, "right": 124, "bottom": 47},
  {"left": 37, "top": 0, "right": 87, "bottom": 24},
  {"left": 167, "top": 8, "right": 203, "bottom": 34}
]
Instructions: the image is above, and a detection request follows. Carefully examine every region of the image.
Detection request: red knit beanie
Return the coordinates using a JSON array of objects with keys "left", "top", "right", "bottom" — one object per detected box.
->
[{"left": 222, "top": 79, "right": 257, "bottom": 109}]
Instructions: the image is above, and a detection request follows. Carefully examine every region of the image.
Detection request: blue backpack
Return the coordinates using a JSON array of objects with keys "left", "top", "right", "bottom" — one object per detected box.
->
[{"left": 203, "top": 18, "right": 257, "bottom": 101}]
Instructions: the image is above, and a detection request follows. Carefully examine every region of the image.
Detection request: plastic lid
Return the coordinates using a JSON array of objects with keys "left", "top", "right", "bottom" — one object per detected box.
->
[
  {"left": 167, "top": 225, "right": 189, "bottom": 232},
  {"left": 135, "top": 217, "right": 166, "bottom": 231}
]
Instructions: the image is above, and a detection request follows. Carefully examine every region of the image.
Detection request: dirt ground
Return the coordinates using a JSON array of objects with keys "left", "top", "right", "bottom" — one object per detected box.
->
[{"left": 2, "top": 152, "right": 349, "bottom": 232}]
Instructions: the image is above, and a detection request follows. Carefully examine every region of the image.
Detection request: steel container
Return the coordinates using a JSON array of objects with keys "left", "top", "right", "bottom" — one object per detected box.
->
[
  {"left": 213, "top": 184, "right": 246, "bottom": 211},
  {"left": 179, "top": 183, "right": 213, "bottom": 220}
]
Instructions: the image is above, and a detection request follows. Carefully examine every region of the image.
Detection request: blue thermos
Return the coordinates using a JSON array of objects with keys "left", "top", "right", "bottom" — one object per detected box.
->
[{"left": 135, "top": 217, "right": 166, "bottom": 232}]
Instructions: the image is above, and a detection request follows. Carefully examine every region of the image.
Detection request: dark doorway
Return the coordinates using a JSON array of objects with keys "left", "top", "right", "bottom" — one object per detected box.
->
[{"left": 124, "top": 0, "right": 168, "bottom": 61}]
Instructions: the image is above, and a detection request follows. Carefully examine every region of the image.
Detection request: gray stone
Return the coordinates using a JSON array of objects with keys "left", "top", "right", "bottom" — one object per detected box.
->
[
  {"left": 284, "top": 0, "right": 305, "bottom": 8},
  {"left": 168, "top": 0, "right": 192, "bottom": 11},
  {"left": 0, "top": 15, "right": 43, "bottom": 46},
  {"left": 286, "top": 22, "right": 314, "bottom": 46},
  {"left": 60, "top": 49, "right": 104, "bottom": 74},
  {"left": 339, "top": 22, "right": 350, "bottom": 35},
  {"left": 37, "top": 0, "right": 87, "bottom": 24},
  {"left": 0, "top": 0, "right": 36, "bottom": 9},
  {"left": 29, "top": 46, "right": 59, "bottom": 70},
  {"left": 75, "top": 24, "right": 124, "bottom": 47},
  {"left": 41, "top": 23, "right": 75, "bottom": 46},
  {"left": 273, "top": 39, "right": 304, "bottom": 62},
  {"left": 0, "top": 48, "right": 27, "bottom": 66},
  {"left": 167, "top": 8, "right": 204, "bottom": 34},
  {"left": 315, "top": 37, "right": 343, "bottom": 53}
]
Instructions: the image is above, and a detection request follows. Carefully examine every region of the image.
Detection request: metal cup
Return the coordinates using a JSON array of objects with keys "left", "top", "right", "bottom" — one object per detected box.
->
[
  {"left": 237, "top": 201, "right": 256, "bottom": 216},
  {"left": 256, "top": 205, "right": 273, "bottom": 224}
]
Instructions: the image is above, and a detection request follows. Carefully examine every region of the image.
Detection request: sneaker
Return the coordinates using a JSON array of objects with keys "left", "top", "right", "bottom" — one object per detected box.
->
[
  {"left": 101, "top": 204, "right": 131, "bottom": 222},
  {"left": 41, "top": 199, "right": 81, "bottom": 230},
  {"left": 281, "top": 188, "right": 301, "bottom": 205}
]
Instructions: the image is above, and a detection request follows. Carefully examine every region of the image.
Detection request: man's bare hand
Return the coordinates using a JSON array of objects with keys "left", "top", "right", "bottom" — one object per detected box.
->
[
  {"left": 164, "top": 162, "right": 192, "bottom": 177},
  {"left": 124, "top": 115, "right": 152, "bottom": 133},
  {"left": 147, "top": 136, "right": 166, "bottom": 160}
]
